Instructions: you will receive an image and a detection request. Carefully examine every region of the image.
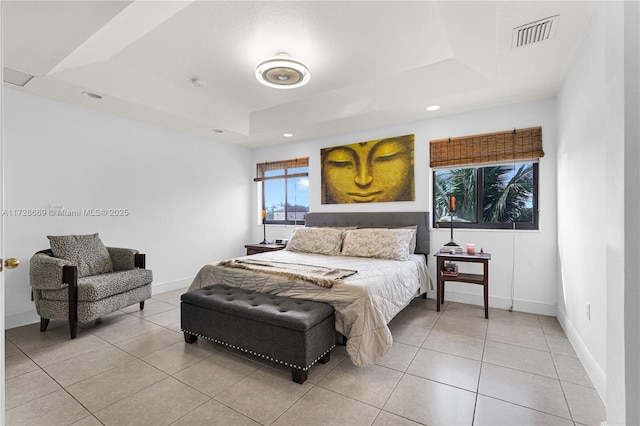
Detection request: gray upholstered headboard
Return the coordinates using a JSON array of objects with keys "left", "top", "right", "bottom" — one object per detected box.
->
[{"left": 305, "top": 212, "right": 430, "bottom": 255}]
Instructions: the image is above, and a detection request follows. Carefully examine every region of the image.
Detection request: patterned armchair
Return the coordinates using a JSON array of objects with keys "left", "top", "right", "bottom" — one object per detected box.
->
[{"left": 30, "top": 233, "right": 153, "bottom": 339}]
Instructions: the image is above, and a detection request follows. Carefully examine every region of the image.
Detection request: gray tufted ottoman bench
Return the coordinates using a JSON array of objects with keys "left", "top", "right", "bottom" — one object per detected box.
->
[{"left": 181, "top": 284, "right": 336, "bottom": 384}]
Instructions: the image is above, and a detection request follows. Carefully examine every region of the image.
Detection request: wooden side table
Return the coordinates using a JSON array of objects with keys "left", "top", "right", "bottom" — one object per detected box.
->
[
  {"left": 244, "top": 243, "right": 286, "bottom": 255},
  {"left": 435, "top": 251, "right": 492, "bottom": 318}
]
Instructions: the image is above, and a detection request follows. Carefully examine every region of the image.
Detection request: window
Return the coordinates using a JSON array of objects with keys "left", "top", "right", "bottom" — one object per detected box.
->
[
  {"left": 255, "top": 158, "right": 309, "bottom": 224},
  {"left": 433, "top": 162, "right": 539, "bottom": 229},
  {"left": 430, "top": 127, "right": 543, "bottom": 230}
]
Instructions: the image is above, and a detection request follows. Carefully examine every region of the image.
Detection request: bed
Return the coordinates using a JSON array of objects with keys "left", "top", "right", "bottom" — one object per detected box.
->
[{"left": 188, "top": 211, "right": 432, "bottom": 367}]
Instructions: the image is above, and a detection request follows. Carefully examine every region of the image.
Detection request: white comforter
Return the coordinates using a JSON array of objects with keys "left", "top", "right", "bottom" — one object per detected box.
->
[{"left": 188, "top": 250, "right": 432, "bottom": 367}]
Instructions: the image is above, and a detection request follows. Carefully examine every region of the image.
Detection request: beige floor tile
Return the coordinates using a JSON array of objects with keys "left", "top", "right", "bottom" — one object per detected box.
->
[
  {"left": 562, "top": 381, "right": 606, "bottom": 425},
  {"left": 5, "top": 369, "right": 62, "bottom": 410},
  {"left": 272, "top": 386, "right": 380, "bottom": 426},
  {"left": 152, "top": 287, "right": 189, "bottom": 305},
  {"left": 172, "top": 399, "right": 260, "bottom": 426},
  {"left": 43, "top": 345, "right": 135, "bottom": 387},
  {"left": 5, "top": 352, "right": 40, "bottom": 379},
  {"left": 143, "top": 307, "right": 181, "bottom": 327},
  {"left": 373, "top": 410, "right": 423, "bottom": 426},
  {"left": 553, "top": 353, "right": 594, "bottom": 388},
  {"left": 442, "top": 301, "right": 487, "bottom": 319},
  {"left": 478, "top": 363, "right": 571, "bottom": 419},
  {"left": 486, "top": 321, "right": 548, "bottom": 351},
  {"left": 70, "top": 415, "right": 104, "bottom": 426},
  {"left": 5, "top": 389, "right": 91, "bottom": 426},
  {"left": 546, "top": 334, "right": 578, "bottom": 357},
  {"left": 391, "top": 299, "right": 441, "bottom": 329},
  {"left": 174, "top": 349, "right": 259, "bottom": 397},
  {"left": 24, "top": 332, "right": 111, "bottom": 367},
  {"left": 483, "top": 340, "right": 557, "bottom": 378},
  {"left": 375, "top": 341, "right": 419, "bottom": 372},
  {"left": 95, "top": 377, "right": 209, "bottom": 425},
  {"left": 215, "top": 368, "right": 313, "bottom": 425},
  {"left": 474, "top": 394, "right": 574, "bottom": 425},
  {"left": 66, "top": 359, "right": 167, "bottom": 412},
  {"left": 115, "top": 327, "right": 182, "bottom": 357},
  {"left": 406, "top": 348, "right": 481, "bottom": 391},
  {"left": 6, "top": 320, "right": 84, "bottom": 352},
  {"left": 388, "top": 322, "right": 430, "bottom": 347},
  {"left": 432, "top": 314, "right": 488, "bottom": 339},
  {"left": 123, "top": 298, "right": 176, "bottom": 317},
  {"left": 422, "top": 329, "right": 485, "bottom": 360},
  {"left": 141, "top": 340, "right": 216, "bottom": 375},
  {"left": 384, "top": 374, "right": 476, "bottom": 425},
  {"left": 87, "top": 315, "right": 162, "bottom": 343},
  {"left": 489, "top": 308, "right": 542, "bottom": 328},
  {"left": 304, "top": 350, "right": 346, "bottom": 384},
  {"left": 318, "top": 359, "right": 403, "bottom": 408},
  {"left": 539, "top": 315, "right": 566, "bottom": 336},
  {"left": 5, "top": 338, "right": 20, "bottom": 356}
]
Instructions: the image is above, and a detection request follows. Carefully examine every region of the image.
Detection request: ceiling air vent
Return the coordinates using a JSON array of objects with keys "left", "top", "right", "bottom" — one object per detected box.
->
[
  {"left": 512, "top": 15, "right": 559, "bottom": 48},
  {"left": 3, "top": 67, "right": 34, "bottom": 87}
]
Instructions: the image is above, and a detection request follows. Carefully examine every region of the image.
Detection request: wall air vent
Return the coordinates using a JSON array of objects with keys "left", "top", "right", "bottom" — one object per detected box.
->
[
  {"left": 512, "top": 15, "right": 559, "bottom": 48},
  {"left": 3, "top": 67, "right": 34, "bottom": 87}
]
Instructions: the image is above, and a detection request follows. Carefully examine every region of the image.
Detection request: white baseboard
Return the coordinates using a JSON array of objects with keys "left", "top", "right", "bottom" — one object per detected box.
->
[
  {"left": 5, "top": 278, "right": 195, "bottom": 330},
  {"left": 556, "top": 306, "right": 607, "bottom": 402},
  {"left": 438, "top": 289, "right": 557, "bottom": 316}
]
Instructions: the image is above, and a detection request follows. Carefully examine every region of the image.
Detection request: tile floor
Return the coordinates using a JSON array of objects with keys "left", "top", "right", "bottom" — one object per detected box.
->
[{"left": 5, "top": 289, "right": 605, "bottom": 425}]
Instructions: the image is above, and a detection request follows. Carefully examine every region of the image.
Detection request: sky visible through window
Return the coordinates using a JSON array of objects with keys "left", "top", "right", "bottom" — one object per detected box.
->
[{"left": 264, "top": 167, "right": 309, "bottom": 216}]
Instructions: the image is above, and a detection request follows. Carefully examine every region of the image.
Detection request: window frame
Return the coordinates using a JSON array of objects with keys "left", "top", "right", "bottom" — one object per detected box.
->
[
  {"left": 255, "top": 158, "right": 309, "bottom": 225},
  {"left": 432, "top": 162, "right": 539, "bottom": 230}
]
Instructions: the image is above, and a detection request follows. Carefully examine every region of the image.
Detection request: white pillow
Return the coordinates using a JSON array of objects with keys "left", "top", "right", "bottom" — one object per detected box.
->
[
  {"left": 341, "top": 228, "right": 415, "bottom": 261},
  {"left": 285, "top": 227, "right": 344, "bottom": 255}
]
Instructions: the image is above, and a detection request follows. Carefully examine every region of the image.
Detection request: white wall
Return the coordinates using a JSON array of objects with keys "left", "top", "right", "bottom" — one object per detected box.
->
[
  {"left": 3, "top": 88, "right": 252, "bottom": 328},
  {"left": 555, "top": 2, "right": 640, "bottom": 423},
  {"left": 252, "top": 98, "right": 558, "bottom": 316}
]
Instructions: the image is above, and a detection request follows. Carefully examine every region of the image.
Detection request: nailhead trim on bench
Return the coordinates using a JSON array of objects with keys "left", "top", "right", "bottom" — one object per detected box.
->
[{"left": 182, "top": 328, "right": 336, "bottom": 371}]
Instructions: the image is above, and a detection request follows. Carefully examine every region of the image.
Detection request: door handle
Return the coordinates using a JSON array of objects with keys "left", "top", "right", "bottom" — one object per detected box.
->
[{"left": 0, "top": 258, "right": 20, "bottom": 272}]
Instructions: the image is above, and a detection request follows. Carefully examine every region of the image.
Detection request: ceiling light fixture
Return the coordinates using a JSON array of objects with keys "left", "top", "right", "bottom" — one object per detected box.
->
[
  {"left": 256, "top": 53, "right": 310, "bottom": 89},
  {"left": 426, "top": 105, "right": 440, "bottom": 111},
  {"left": 283, "top": 133, "right": 294, "bottom": 138}
]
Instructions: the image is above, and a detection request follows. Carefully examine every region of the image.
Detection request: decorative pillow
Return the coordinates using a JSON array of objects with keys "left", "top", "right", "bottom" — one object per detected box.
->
[
  {"left": 285, "top": 227, "right": 344, "bottom": 255},
  {"left": 341, "top": 228, "right": 416, "bottom": 261},
  {"left": 47, "top": 233, "right": 114, "bottom": 277},
  {"left": 402, "top": 225, "right": 418, "bottom": 254}
]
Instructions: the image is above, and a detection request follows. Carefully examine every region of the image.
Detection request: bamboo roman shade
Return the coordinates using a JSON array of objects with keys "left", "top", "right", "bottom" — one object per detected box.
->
[
  {"left": 429, "top": 126, "right": 544, "bottom": 168},
  {"left": 254, "top": 157, "right": 309, "bottom": 182}
]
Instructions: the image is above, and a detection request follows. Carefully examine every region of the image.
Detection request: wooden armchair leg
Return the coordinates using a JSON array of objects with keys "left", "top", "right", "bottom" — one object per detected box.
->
[{"left": 40, "top": 318, "right": 50, "bottom": 332}]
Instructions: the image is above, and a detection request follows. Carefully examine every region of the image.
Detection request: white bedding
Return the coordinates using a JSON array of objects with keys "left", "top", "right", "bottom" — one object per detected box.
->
[{"left": 188, "top": 250, "right": 432, "bottom": 367}]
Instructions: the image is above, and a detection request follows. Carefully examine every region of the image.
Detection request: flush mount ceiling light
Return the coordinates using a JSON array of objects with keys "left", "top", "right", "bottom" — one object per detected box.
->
[
  {"left": 425, "top": 105, "right": 440, "bottom": 111},
  {"left": 256, "top": 53, "right": 310, "bottom": 89}
]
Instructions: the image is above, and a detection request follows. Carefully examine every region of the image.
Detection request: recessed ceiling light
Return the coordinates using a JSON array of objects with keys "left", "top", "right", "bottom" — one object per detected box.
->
[
  {"left": 211, "top": 128, "right": 224, "bottom": 133},
  {"left": 283, "top": 133, "right": 294, "bottom": 138},
  {"left": 82, "top": 91, "right": 103, "bottom": 100},
  {"left": 425, "top": 105, "right": 440, "bottom": 111},
  {"left": 256, "top": 53, "right": 310, "bottom": 89}
]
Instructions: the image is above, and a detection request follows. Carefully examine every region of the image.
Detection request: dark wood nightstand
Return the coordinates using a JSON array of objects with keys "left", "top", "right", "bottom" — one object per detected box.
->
[
  {"left": 244, "top": 243, "right": 287, "bottom": 255},
  {"left": 435, "top": 251, "right": 492, "bottom": 318}
]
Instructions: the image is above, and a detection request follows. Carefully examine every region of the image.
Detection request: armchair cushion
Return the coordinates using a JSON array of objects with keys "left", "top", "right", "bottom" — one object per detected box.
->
[
  {"left": 40, "top": 269, "right": 153, "bottom": 302},
  {"left": 47, "top": 233, "right": 113, "bottom": 277}
]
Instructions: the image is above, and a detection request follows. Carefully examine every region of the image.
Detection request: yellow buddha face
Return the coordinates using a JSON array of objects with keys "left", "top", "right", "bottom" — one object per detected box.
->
[{"left": 321, "top": 135, "right": 414, "bottom": 204}]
